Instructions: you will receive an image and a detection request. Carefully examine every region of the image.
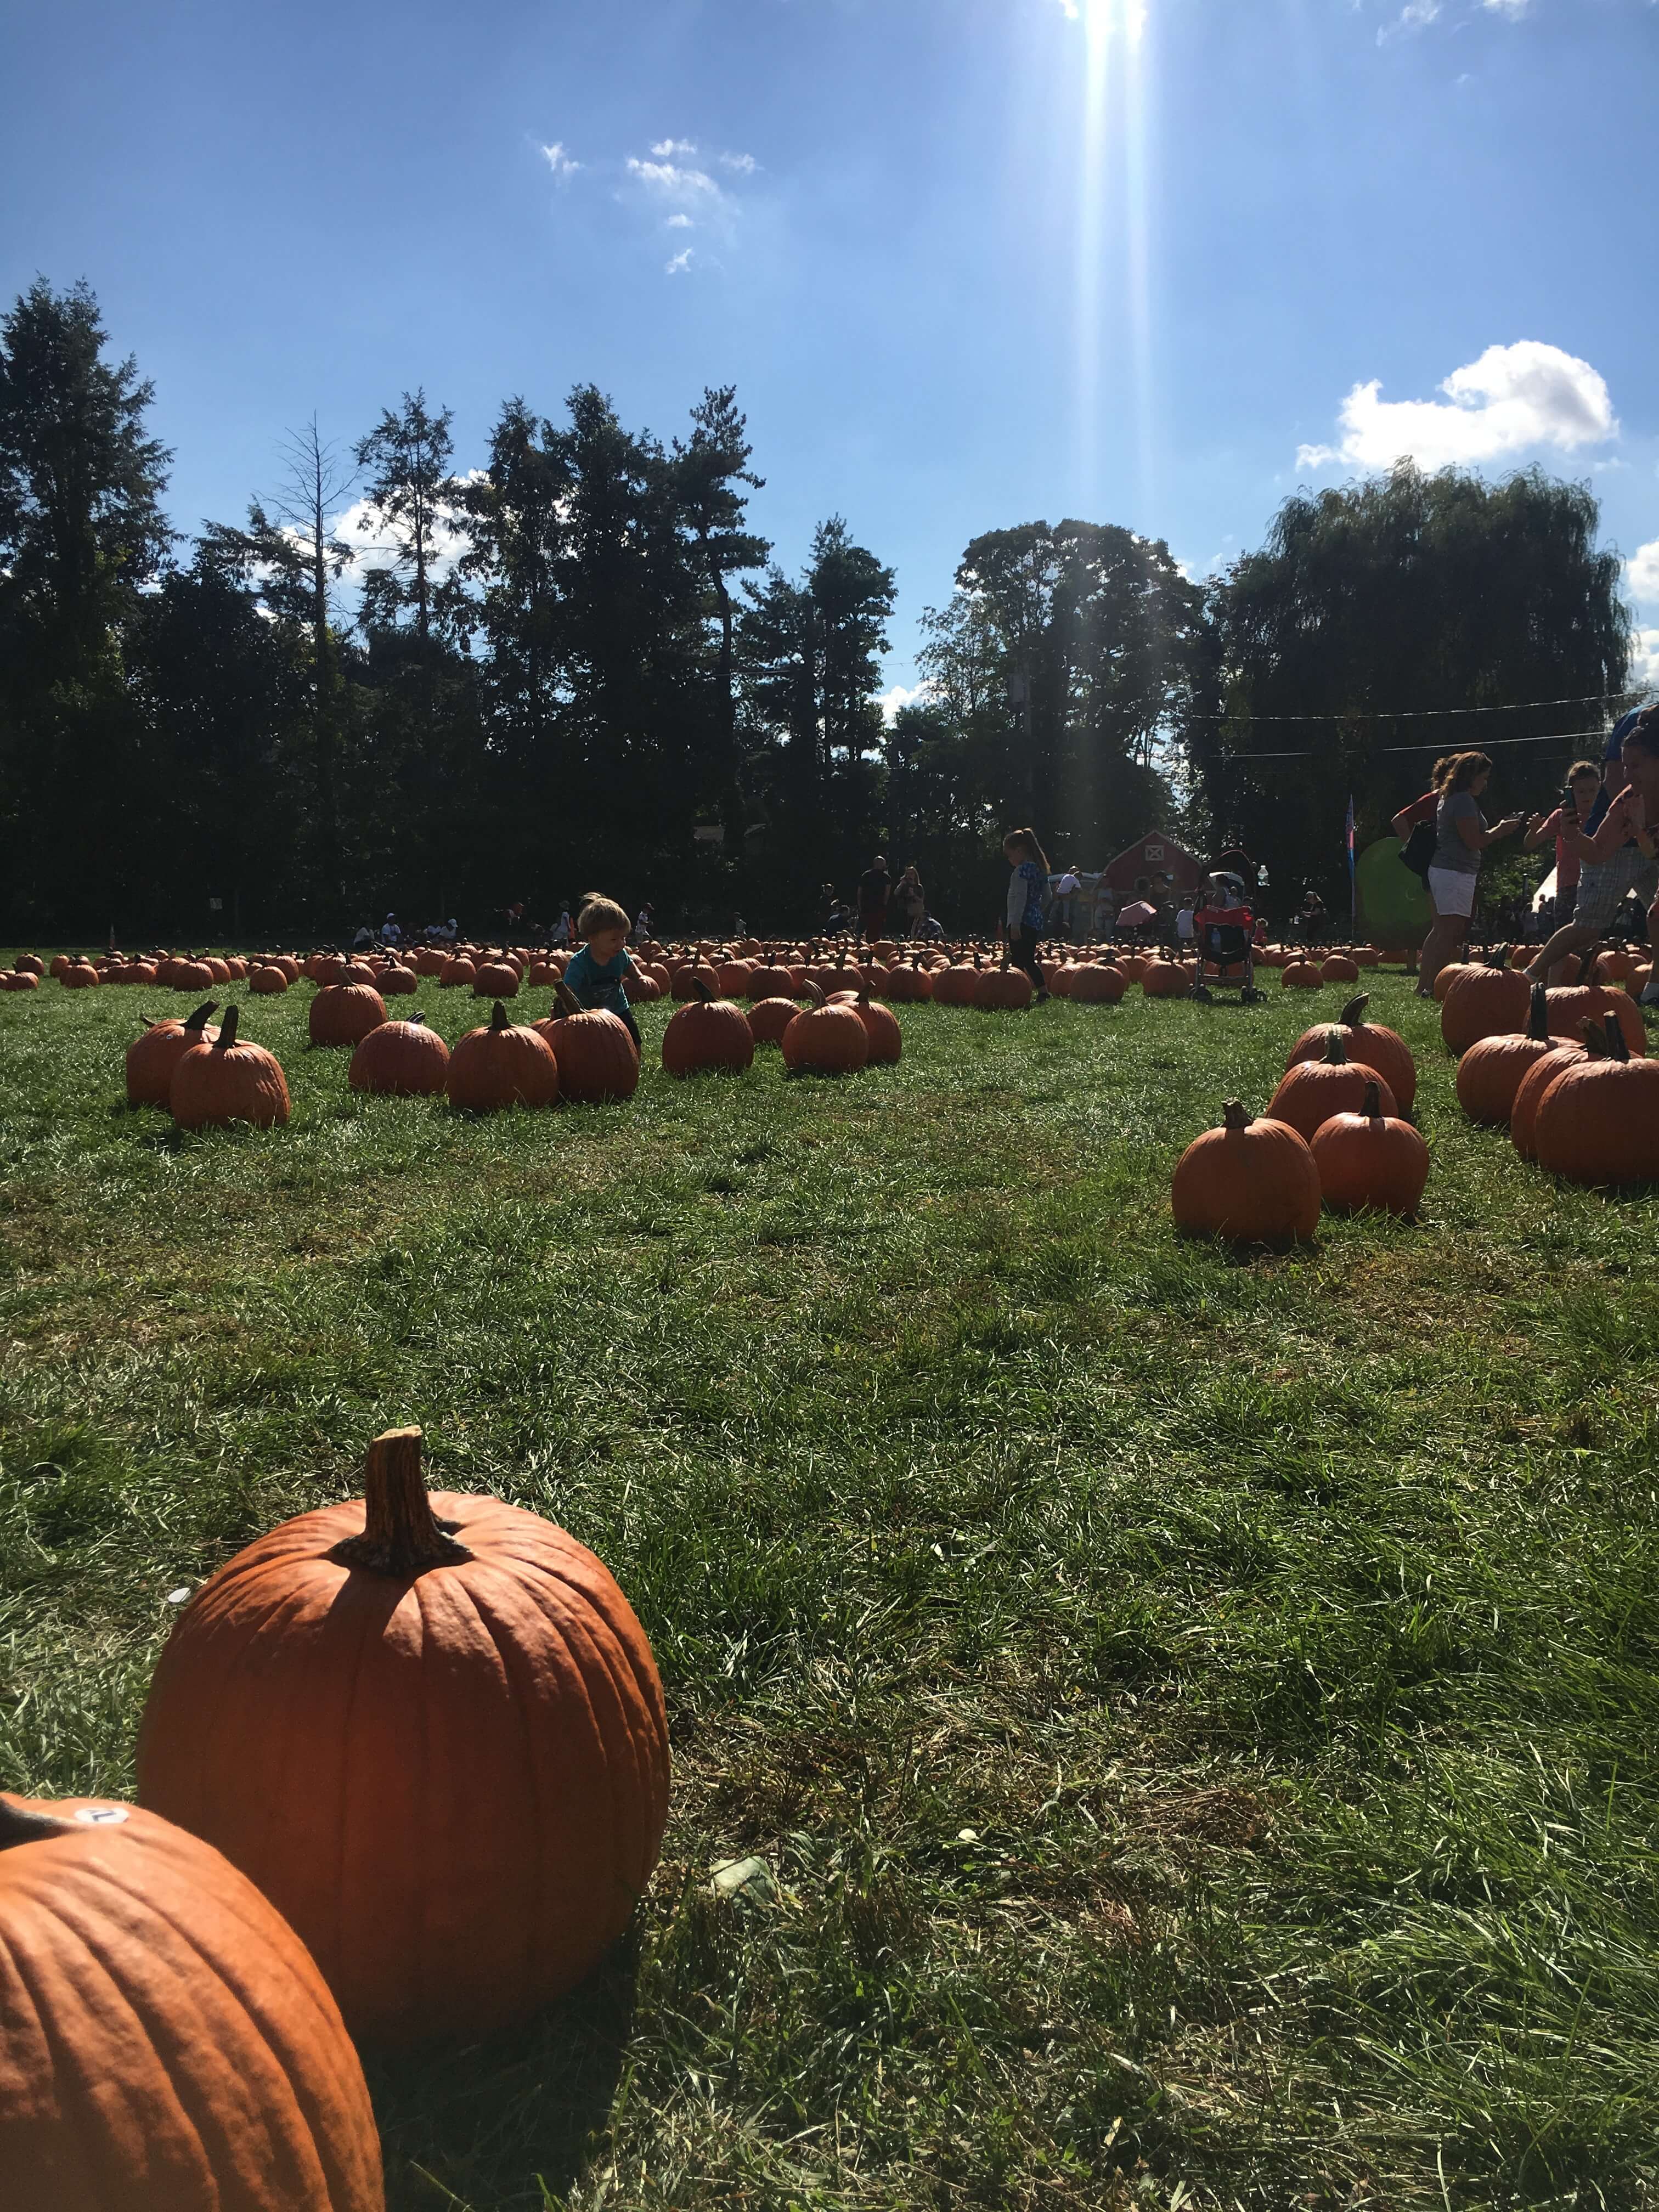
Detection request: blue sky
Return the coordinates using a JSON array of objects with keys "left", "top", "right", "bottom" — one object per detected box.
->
[{"left": 5, "top": 0, "right": 1658, "bottom": 697}]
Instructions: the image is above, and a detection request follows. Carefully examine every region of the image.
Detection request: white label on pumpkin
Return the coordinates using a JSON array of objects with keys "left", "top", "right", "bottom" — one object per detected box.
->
[{"left": 74, "top": 1807, "right": 131, "bottom": 1826}]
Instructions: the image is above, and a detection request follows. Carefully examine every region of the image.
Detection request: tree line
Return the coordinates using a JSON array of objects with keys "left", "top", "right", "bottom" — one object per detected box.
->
[{"left": 0, "top": 278, "right": 1637, "bottom": 941}]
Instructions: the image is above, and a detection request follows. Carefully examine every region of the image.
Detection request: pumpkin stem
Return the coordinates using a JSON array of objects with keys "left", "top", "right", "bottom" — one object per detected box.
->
[
  {"left": 1526, "top": 983, "right": 1550, "bottom": 1043},
  {"left": 329, "top": 1427, "right": 473, "bottom": 1577},
  {"left": 802, "top": 980, "right": 826, "bottom": 1007},
  {"left": 490, "top": 1001, "right": 511, "bottom": 1032},
  {"left": 1602, "top": 1014, "right": 1630, "bottom": 1064},
  {"left": 1361, "top": 1080, "right": 1383, "bottom": 1118},
  {"left": 552, "top": 980, "right": 581, "bottom": 1019},
  {"left": 1222, "top": 1099, "right": 1252, "bottom": 1131},
  {"left": 692, "top": 975, "right": 715, "bottom": 1002},
  {"left": 1339, "top": 994, "right": 1370, "bottom": 1026},
  {"left": 184, "top": 1001, "right": 218, "bottom": 1033},
  {"left": 0, "top": 1797, "right": 78, "bottom": 1851},
  {"left": 1321, "top": 1031, "right": 1350, "bottom": 1066},
  {"left": 214, "top": 1005, "right": 240, "bottom": 1051}
]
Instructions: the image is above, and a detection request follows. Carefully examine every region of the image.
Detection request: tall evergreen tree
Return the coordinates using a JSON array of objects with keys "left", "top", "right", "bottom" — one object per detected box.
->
[
  {"left": 673, "top": 387, "right": 770, "bottom": 847},
  {"left": 0, "top": 279, "right": 172, "bottom": 930}
]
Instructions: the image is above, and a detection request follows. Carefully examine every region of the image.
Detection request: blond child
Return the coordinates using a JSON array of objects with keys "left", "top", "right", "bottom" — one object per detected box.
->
[{"left": 560, "top": 896, "right": 645, "bottom": 1047}]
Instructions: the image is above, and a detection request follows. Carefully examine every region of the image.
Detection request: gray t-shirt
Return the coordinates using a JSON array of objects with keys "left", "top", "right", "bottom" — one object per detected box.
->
[{"left": 1434, "top": 791, "right": 1483, "bottom": 875}]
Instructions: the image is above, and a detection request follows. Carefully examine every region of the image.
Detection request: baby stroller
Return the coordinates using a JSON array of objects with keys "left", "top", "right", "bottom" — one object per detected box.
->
[{"left": 1191, "top": 874, "right": 1265, "bottom": 1003}]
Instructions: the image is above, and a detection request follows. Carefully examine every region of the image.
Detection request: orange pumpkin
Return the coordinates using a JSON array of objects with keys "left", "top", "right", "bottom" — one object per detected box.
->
[
  {"left": 249, "top": 963, "right": 290, "bottom": 995},
  {"left": 1532, "top": 1017, "right": 1659, "bottom": 1186},
  {"left": 1454, "top": 983, "right": 1559, "bottom": 1125},
  {"left": 850, "top": 986, "right": 902, "bottom": 1064},
  {"left": 471, "top": 960, "right": 520, "bottom": 998},
  {"left": 1284, "top": 993, "right": 1417, "bottom": 1112},
  {"left": 535, "top": 983, "right": 640, "bottom": 1103},
  {"left": 1310, "top": 1080, "right": 1429, "bottom": 1215},
  {"left": 136, "top": 1428, "right": 669, "bottom": 2048},
  {"left": 0, "top": 1792, "right": 383, "bottom": 2210},
  {"left": 309, "top": 982, "right": 387, "bottom": 1048},
  {"left": 125, "top": 1001, "right": 219, "bottom": 1107},
  {"left": 662, "top": 978, "right": 755, "bottom": 1076},
  {"left": 1440, "top": 951, "right": 1530, "bottom": 1054},
  {"left": 1543, "top": 983, "right": 1645, "bottom": 1057},
  {"left": 1280, "top": 960, "right": 1322, "bottom": 990},
  {"left": 170, "top": 1007, "right": 291, "bottom": 1131},
  {"left": 1069, "top": 961, "right": 1127, "bottom": 1004},
  {"left": 781, "top": 985, "right": 871, "bottom": 1075},
  {"left": 746, "top": 994, "right": 799, "bottom": 1048},
  {"left": 348, "top": 1014, "right": 450, "bottom": 1096},
  {"left": 445, "top": 1001, "right": 560, "bottom": 1111},
  {"left": 1510, "top": 1036, "right": 1590, "bottom": 1160},
  {"left": 1171, "top": 1101, "right": 1321, "bottom": 1244},
  {"left": 1267, "top": 1032, "right": 1397, "bottom": 1143},
  {"left": 973, "top": 961, "right": 1035, "bottom": 1011}
]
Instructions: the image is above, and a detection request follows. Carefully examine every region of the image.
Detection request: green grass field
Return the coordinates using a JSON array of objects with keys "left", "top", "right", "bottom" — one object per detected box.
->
[{"left": 2, "top": 968, "right": 1656, "bottom": 2210}]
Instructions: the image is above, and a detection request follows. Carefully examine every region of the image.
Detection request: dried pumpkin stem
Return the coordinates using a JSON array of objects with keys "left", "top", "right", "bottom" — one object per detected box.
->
[
  {"left": 552, "top": 981, "right": 581, "bottom": 1019},
  {"left": 215, "top": 1005, "right": 240, "bottom": 1051},
  {"left": 1222, "top": 1099, "right": 1252, "bottom": 1131},
  {"left": 329, "top": 1427, "right": 472, "bottom": 1577},
  {"left": 0, "top": 1797, "right": 76, "bottom": 1850}
]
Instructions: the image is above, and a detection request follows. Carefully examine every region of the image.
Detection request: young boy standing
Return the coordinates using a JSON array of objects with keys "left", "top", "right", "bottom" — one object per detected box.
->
[{"left": 561, "top": 897, "right": 646, "bottom": 1048}]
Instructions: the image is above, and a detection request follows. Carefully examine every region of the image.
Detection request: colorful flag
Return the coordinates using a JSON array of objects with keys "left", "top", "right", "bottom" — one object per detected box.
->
[{"left": 1344, "top": 794, "right": 1356, "bottom": 879}]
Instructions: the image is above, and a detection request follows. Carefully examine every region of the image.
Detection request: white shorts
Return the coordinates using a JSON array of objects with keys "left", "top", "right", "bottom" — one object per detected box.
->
[{"left": 1426, "top": 866, "right": 1477, "bottom": 919}]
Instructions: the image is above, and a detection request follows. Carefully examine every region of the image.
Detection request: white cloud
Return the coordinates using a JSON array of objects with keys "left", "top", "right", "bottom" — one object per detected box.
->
[
  {"left": 665, "top": 247, "right": 693, "bottom": 276},
  {"left": 1632, "top": 630, "right": 1659, "bottom": 691},
  {"left": 627, "top": 156, "right": 725, "bottom": 206},
  {"left": 540, "top": 142, "right": 580, "bottom": 180},
  {"left": 1296, "top": 342, "right": 1617, "bottom": 473},
  {"left": 1379, "top": 0, "right": 1440, "bottom": 38},
  {"left": 651, "top": 138, "right": 698, "bottom": 159},
  {"left": 1628, "top": 540, "right": 1659, "bottom": 607},
  {"left": 323, "top": 470, "right": 488, "bottom": 591},
  {"left": 718, "top": 151, "right": 758, "bottom": 174},
  {"left": 878, "top": 681, "right": 933, "bottom": 726},
  {"left": 666, "top": 212, "right": 692, "bottom": 229},
  {"left": 1482, "top": 0, "right": 1530, "bottom": 16}
]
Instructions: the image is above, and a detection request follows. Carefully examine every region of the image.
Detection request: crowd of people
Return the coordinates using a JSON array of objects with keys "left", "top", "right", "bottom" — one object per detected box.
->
[{"left": 1390, "top": 709, "right": 1659, "bottom": 1002}]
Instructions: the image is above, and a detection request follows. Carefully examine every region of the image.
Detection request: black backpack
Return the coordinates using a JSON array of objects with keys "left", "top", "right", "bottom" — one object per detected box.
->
[{"left": 1400, "top": 821, "right": 1437, "bottom": 881}]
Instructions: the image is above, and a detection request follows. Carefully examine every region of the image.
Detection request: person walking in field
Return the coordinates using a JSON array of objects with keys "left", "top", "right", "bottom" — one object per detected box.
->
[
  {"left": 1002, "top": 827, "right": 1051, "bottom": 1002},
  {"left": 1417, "top": 752, "right": 1525, "bottom": 997},
  {"left": 891, "top": 864, "right": 926, "bottom": 939}
]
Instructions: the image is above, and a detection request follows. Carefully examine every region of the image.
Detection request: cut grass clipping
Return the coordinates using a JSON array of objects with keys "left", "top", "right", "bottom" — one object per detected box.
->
[{"left": 2, "top": 971, "right": 1656, "bottom": 2209}]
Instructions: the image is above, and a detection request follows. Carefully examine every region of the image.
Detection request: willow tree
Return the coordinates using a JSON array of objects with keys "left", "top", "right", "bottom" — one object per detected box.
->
[{"left": 1195, "top": 464, "right": 1631, "bottom": 906}]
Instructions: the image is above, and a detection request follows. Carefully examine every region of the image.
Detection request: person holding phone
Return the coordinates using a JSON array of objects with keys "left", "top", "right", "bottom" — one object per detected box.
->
[
  {"left": 1523, "top": 760, "right": 1602, "bottom": 976},
  {"left": 1525, "top": 711, "right": 1659, "bottom": 1002},
  {"left": 1418, "top": 752, "right": 1525, "bottom": 996}
]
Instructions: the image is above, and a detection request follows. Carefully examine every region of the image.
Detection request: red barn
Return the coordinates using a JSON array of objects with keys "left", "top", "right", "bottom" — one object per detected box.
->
[{"left": 1102, "top": 833, "right": 1204, "bottom": 902}]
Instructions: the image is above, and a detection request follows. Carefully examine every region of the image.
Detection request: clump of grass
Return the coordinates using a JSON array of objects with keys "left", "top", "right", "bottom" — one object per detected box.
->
[{"left": 1, "top": 971, "right": 1656, "bottom": 2207}]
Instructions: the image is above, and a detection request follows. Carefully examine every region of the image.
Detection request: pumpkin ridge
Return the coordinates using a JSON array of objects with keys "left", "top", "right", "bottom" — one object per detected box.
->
[{"left": 61, "top": 1863, "right": 342, "bottom": 2205}]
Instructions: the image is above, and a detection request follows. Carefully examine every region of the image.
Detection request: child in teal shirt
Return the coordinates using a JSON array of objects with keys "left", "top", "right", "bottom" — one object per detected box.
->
[{"left": 561, "top": 896, "right": 645, "bottom": 1048}]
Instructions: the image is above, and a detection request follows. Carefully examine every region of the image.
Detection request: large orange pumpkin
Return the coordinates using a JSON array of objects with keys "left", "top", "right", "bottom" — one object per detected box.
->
[
  {"left": 1267, "top": 1032, "right": 1397, "bottom": 1143},
  {"left": 445, "top": 1001, "right": 561, "bottom": 1110},
  {"left": 1440, "top": 950, "right": 1531, "bottom": 1054},
  {"left": 1285, "top": 993, "right": 1417, "bottom": 1111},
  {"left": 662, "top": 978, "right": 755, "bottom": 1076},
  {"left": 1171, "top": 1101, "right": 1321, "bottom": 1244},
  {"left": 348, "top": 1014, "right": 450, "bottom": 1096},
  {"left": 535, "top": 983, "right": 640, "bottom": 1103},
  {"left": 1510, "top": 1036, "right": 1590, "bottom": 1160},
  {"left": 781, "top": 985, "right": 871, "bottom": 1074},
  {"left": 1309, "top": 1080, "right": 1429, "bottom": 1216},
  {"left": 1532, "top": 1017, "right": 1659, "bottom": 1186},
  {"left": 0, "top": 1792, "right": 383, "bottom": 2210},
  {"left": 170, "top": 1007, "right": 292, "bottom": 1131},
  {"left": 850, "top": 986, "right": 902, "bottom": 1064},
  {"left": 309, "top": 982, "right": 387, "bottom": 1048},
  {"left": 136, "top": 1427, "right": 670, "bottom": 2048},
  {"left": 125, "top": 1000, "right": 219, "bottom": 1107},
  {"left": 1454, "top": 983, "right": 1558, "bottom": 1125},
  {"left": 1543, "top": 983, "right": 1645, "bottom": 1057}
]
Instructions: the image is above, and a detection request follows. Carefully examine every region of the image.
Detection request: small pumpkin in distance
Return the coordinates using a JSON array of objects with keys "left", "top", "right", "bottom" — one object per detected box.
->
[
  {"left": 1310, "top": 1080, "right": 1429, "bottom": 1216},
  {"left": 781, "top": 981, "right": 871, "bottom": 1074},
  {"left": 1171, "top": 1101, "right": 1321, "bottom": 1245},
  {"left": 0, "top": 1792, "right": 384, "bottom": 2212},
  {"left": 309, "top": 981, "right": 388, "bottom": 1048},
  {"left": 851, "top": 985, "right": 902, "bottom": 1064},
  {"left": 136, "top": 1426, "right": 670, "bottom": 2048}
]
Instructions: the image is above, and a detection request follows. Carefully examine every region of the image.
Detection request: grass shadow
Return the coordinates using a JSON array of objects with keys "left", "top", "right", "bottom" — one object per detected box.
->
[{"left": 370, "top": 1929, "right": 640, "bottom": 2211}]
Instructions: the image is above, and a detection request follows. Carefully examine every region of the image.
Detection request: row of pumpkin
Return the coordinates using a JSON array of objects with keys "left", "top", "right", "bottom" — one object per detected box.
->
[
  {"left": 1172, "top": 969, "right": 1657, "bottom": 1244},
  {"left": 3, "top": 1425, "right": 669, "bottom": 2209}
]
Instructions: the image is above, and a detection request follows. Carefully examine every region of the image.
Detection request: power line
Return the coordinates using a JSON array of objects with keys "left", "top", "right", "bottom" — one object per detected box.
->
[
  {"left": 1213, "top": 726, "right": 1617, "bottom": 764},
  {"left": 1186, "top": 687, "right": 1645, "bottom": 725}
]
